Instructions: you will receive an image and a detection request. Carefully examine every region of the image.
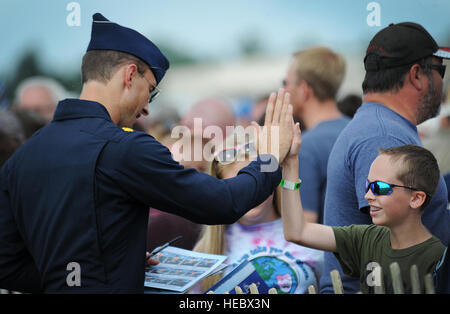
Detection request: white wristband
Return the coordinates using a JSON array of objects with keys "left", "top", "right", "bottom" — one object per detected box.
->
[{"left": 280, "top": 178, "right": 302, "bottom": 190}]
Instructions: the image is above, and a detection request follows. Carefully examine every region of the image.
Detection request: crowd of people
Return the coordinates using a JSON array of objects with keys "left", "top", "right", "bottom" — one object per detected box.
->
[{"left": 0, "top": 13, "right": 449, "bottom": 294}]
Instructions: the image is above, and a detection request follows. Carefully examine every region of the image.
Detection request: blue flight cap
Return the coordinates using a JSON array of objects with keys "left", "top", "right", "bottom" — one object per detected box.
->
[{"left": 86, "top": 13, "right": 169, "bottom": 85}]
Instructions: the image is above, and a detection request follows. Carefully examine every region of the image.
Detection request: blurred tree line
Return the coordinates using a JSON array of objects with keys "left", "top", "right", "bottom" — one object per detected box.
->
[
  {"left": 1, "top": 49, "right": 82, "bottom": 107},
  {"left": 0, "top": 30, "right": 267, "bottom": 108},
  {"left": 1, "top": 26, "right": 449, "bottom": 108},
  {"left": 1, "top": 43, "right": 202, "bottom": 107}
]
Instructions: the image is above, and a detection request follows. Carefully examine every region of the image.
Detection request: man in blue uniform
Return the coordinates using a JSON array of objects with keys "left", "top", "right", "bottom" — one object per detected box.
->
[{"left": 0, "top": 13, "right": 293, "bottom": 293}]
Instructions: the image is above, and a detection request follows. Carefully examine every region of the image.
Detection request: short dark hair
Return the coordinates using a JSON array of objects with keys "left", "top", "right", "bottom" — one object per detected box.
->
[
  {"left": 378, "top": 144, "right": 440, "bottom": 211},
  {"left": 81, "top": 50, "right": 149, "bottom": 84},
  {"left": 362, "top": 57, "right": 433, "bottom": 94},
  {"left": 337, "top": 94, "right": 362, "bottom": 118}
]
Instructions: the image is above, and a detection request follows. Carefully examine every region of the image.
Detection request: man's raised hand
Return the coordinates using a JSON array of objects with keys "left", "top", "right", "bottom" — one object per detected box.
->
[{"left": 251, "top": 88, "right": 294, "bottom": 169}]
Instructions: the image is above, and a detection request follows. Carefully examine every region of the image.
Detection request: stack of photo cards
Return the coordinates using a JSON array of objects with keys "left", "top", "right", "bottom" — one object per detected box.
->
[
  {"left": 144, "top": 246, "right": 227, "bottom": 293},
  {"left": 205, "top": 259, "right": 271, "bottom": 294}
]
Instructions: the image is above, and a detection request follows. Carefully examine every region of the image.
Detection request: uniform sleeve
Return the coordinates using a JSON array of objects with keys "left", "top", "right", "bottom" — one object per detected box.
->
[
  {"left": 108, "top": 133, "right": 282, "bottom": 225},
  {"left": 0, "top": 164, "right": 42, "bottom": 293},
  {"left": 331, "top": 225, "right": 368, "bottom": 278}
]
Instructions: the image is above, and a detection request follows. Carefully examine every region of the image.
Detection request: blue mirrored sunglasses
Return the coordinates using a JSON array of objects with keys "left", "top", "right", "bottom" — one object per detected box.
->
[{"left": 365, "top": 179, "right": 422, "bottom": 196}]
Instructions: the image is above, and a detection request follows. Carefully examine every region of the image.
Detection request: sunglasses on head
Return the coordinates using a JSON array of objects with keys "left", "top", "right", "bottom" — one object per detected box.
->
[
  {"left": 429, "top": 64, "right": 446, "bottom": 79},
  {"left": 214, "top": 141, "right": 257, "bottom": 165},
  {"left": 365, "top": 179, "right": 423, "bottom": 196}
]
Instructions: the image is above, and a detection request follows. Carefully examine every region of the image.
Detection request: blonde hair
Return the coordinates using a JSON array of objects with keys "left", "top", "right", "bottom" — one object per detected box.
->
[
  {"left": 193, "top": 133, "right": 281, "bottom": 292},
  {"left": 292, "top": 46, "right": 346, "bottom": 101}
]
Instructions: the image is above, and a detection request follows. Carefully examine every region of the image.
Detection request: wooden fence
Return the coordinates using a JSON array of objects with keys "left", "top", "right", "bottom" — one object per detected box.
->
[
  {"left": 207, "top": 262, "right": 435, "bottom": 294},
  {"left": 0, "top": 262, "right": 435, "bottom": 294}
]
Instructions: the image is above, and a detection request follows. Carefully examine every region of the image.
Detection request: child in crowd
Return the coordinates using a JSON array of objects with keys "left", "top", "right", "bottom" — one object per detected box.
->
[
  {"left": 280, "top": 123, "right": 446, "bottom": 293},
  {"left": 191, "top": 133, "right": 324, "bottom": 294}
]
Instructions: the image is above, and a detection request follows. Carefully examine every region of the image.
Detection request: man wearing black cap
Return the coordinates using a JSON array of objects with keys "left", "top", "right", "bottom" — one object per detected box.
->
[
  {"left": 0, "top": 13, "right": 294, "bottom": 293},
  {"left": 321, "top": 22, "right": 450, "bottom": 294}
]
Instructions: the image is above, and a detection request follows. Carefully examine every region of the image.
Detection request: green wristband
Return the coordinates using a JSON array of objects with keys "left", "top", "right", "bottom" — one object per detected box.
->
[{"left": 280, "top": 178, "right": 302, "bottom": 190}]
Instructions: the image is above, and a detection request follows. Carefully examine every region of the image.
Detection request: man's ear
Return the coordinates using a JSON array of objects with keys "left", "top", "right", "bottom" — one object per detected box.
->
[
  {"left": 123, "top": 63, "right": 138, "bottom": 89},
  {"left": 298, "top": 80, "right": 311, "bottom": 102},
  {"left": 406, "top": 64, "right": 426, "bottom": 91},
  {"left": 410, "top": 191, "right": 427, "bottom": 210}
]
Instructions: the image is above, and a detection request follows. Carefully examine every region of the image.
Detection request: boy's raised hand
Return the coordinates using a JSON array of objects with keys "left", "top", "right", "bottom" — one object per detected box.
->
[{"left": 283, "top": 120, "right": 302, "bottom": 165}]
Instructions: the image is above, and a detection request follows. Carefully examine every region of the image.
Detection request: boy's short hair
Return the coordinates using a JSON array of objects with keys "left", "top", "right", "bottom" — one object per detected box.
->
[
  {"left": 81, "top": 50, "right": 148, "bottom": 84},
  {"left": 378, "top": 145, "right": 440, "bottom": 210},
  {"left": 292, "top": 47, "right": 346, "bottom": 102}
]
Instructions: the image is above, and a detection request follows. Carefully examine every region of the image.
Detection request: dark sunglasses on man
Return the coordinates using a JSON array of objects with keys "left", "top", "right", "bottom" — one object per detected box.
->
[{"left": 429, "top": 64, "right": 446, "bottom": 78}]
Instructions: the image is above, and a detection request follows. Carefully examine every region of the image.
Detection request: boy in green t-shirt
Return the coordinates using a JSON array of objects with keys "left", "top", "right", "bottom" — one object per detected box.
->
[{"left": 280, "top": 123, "right": 445, "bottom": 293}]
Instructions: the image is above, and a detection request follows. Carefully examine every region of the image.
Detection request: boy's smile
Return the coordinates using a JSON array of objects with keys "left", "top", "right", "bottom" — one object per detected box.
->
[{"left": 369, "top": 204, "right": 383, "bottom": 216}]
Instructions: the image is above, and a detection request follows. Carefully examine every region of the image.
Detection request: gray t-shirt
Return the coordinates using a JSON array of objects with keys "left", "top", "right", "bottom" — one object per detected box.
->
[{"left": 298, "top": 117, "right": 350, "bottom": 223}]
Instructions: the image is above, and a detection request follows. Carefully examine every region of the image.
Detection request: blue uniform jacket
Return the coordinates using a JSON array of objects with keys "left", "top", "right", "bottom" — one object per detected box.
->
[{"left": 0, "top": 99, "right": 281, "bottom": 293}]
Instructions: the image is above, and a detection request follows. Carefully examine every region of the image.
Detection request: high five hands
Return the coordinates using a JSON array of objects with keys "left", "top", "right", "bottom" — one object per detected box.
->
[{"left": 251, "top": 88, "right": 301, "bottom": 169}]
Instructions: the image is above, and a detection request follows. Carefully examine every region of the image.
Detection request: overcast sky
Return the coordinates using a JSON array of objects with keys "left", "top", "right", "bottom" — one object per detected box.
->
[{"left": 1, "top": 0, "right": 450, "bottom": 78}]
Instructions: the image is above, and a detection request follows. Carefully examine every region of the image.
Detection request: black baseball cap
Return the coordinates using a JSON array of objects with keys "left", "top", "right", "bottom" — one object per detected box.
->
[{"left": 364, "top": 22, "right": 450, "bottom": 72}]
